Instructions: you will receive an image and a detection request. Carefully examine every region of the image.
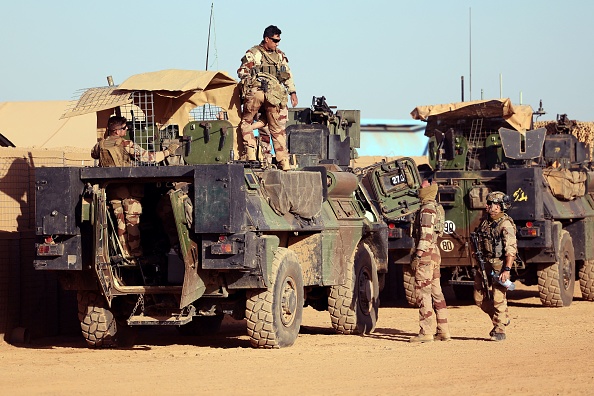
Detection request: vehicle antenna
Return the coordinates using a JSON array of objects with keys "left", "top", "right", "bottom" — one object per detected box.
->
[{"left": 205, "top": 3, "right": 214, "bottom": 70}]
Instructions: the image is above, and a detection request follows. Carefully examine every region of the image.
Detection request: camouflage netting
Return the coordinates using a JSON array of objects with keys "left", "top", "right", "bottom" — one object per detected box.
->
[{"left": 535, "top": 121, "right": 594, "bottom": 158}]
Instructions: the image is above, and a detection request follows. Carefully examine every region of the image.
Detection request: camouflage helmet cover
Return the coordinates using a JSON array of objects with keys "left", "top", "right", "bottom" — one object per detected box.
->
[{"left": 486, "top": 191, "right": 511, "bottom": 211}]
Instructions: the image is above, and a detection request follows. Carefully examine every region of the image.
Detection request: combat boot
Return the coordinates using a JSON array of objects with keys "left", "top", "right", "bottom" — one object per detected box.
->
[
  {"left": 409, "top": 333, "right": 434, "bottom": 343},
  {"left": 434, "top": 332, "right": 451, "bottom": 341},
  {"left": 490, "top": 332, "right": 506, "bottom": 341},
  {"left": 245, "top": 146, "right": 257, "bottom": 161},
  {"left": 278, "top": 157, "right": 291, "bottom": 171}
]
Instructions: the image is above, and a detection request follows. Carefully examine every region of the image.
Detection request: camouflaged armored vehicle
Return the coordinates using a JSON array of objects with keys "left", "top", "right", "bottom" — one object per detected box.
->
[
  {"left": 33, "top": 70, "right": 422, "bottom": 348},
  {"left": 383, "top": 98, "right": 594, "bottom": 307}
]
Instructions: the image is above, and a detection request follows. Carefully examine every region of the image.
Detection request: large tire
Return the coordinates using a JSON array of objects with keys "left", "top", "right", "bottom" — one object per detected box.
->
[
  {"left": 177, "top": 314, "right": 224, "bottom": 336},
  {"left": 402, "top": 264, "right": 418, "bottom": 307},
  {"left": 378, "top": 273, "right": 386, "bottom": 292},
  {"left": 245, "top": 248, "right": 304, "bottom": 348},
  {"left": 537, "top": 230, "right": 575, "bottom": 307},
  {"left": 77, "top": 291, "right": 118, "bottom": 348},
  {"left": 328, "top": 243, "right": 379, "bottom": 335},
  {"left": 579, "top": 259, "right": 594, "bottom": 301}
]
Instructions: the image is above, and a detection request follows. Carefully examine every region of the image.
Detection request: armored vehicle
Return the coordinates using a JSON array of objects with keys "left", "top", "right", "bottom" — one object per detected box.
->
[
  {"left": 33, "top": 70, "right": 422, "bottom": 348},
  {"left": 383, "top": 98, "right": 594, "bottom": 307}
]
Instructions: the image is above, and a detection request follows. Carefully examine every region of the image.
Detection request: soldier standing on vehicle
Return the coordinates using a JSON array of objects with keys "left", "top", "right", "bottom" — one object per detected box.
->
[
  {"left": 237, "top": 25, "right": 298, "bottom": 171},
  {"left": 409, "top": 177, "right": 451, "bottom": 343},
  {"left": 473, "top": 191, "right": 517, "bottom": 341},
  {"left": 91, "top": 115, "right": 179, "bottom": 261}
]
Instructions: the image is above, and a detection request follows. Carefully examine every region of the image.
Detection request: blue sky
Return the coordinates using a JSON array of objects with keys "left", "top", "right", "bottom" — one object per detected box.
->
[{"left": 1, "top": 0, "right": 593, "bottom": 121}]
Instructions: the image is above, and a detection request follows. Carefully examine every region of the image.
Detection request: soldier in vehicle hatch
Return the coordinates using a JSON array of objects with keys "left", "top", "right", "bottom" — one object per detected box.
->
[
  {"left": 473, "top": 191, "right": 517, "bottom": 341},
  {"left": 409, "top": 177, "right": 451, "bottom": 343},
  {"left": 237, "top": 25, "right": 298, "bottom": 171},
  {"left": 91, "top": 115, "right": 179, "bottom": 261}
]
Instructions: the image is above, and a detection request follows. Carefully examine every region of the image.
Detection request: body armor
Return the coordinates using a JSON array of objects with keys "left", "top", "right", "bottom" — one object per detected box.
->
[
  {"left": 99, "top": 137, "right": 130, "bottom": 167},
  {"left": 477, "top": 213, "right": 513, "bottom": 259},
  {"left": 243, "top": 46, "right": 289, "bottom": 106}
]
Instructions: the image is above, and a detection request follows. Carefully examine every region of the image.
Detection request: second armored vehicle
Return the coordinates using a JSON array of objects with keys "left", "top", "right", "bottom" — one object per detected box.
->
[{"left": 381, "top": 98, "right": 594, "bottom": 307}]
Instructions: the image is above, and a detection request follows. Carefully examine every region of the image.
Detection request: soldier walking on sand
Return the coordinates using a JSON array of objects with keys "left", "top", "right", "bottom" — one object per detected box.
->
[
  {"left": 237, "top": 25, "right": 298, "bottom": 171},
  {"left": 473, "top": 191, "right": 517, "bottom": 341},
  {"left": 409, "top": 177, "right": 451, "bottom": 343}
]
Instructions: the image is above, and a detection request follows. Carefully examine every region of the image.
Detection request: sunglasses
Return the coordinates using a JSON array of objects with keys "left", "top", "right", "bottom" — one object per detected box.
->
[
  {"left": 486, "top": 200, "right": 499, "bottom": 206},
  {"left": 269, "top": 37, "right": 281, "bottom": 43},
  {"left": 111, "top": 125, "right": 127, "bottom": 132}
]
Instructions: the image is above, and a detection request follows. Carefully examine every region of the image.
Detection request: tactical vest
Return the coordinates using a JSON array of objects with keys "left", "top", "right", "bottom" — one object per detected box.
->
[
  {"left": 478, "top": 213, "right": 513, "bottom": 258},
  {"left": 99, "top": 137, "right": 130, "bottom": 167},
  {"left": 248, "top": 46, "right": 289, "bottom": 106}
]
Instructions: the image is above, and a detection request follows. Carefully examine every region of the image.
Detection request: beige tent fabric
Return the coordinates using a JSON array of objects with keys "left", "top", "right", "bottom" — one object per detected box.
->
[
  {"left": 118, "top": 69, "right": 237, "bottom": 92},
  {"left": 59, "top": 69, "right": 242, "bottom": 132},
  {"left": 118, "top": 69, "right": 242, "bottom": 128},
  {"left": 0, "top": 101, "right": 97, "bottom": 148},
  {"left": 410, "top": 98, "right": 533, "bottom": 132}
]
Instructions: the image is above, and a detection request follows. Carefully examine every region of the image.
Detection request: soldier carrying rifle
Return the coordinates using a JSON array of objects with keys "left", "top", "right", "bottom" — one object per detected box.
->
[{"left": 472, "top": 191, "right": 517, "bottom": 342}]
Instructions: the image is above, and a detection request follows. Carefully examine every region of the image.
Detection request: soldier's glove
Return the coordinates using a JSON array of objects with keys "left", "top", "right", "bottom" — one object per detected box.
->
[
  {"left": 167, "top": 143, "right": 180, "bottom": 156},
  {"left": 410, "top": 254, "right": 422, "bottom": 271}
]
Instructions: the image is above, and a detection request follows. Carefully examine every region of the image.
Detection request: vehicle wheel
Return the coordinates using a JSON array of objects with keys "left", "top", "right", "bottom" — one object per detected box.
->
[
  {"left": 378, "top": 273, "right": 386, "bottom": 292},
  {"left": 77, "top": 291, "right": 118, "bottom": 348},
  {"left": 328, "top": 243, "right": 379, "bottom": 335},
  {"left": 579, "top": 259, "right": 594, "bottom": 301},
  {"left": 245, "top": 248, "right": 304, "bottom": 348},
  {"left": 537, "top": 230, "right": 575, "bottom": 307},
  {"left": 177, "top": 314, "right": 224, "bottom": 336},
  {"left": 402, "top": 264, "right": 418, "bottom": 307}
]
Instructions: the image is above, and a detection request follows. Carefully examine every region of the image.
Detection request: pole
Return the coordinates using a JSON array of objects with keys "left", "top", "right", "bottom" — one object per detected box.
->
[
  {"left": 205, "top": 3, "right": 213, "bottom": 70},
  {"left": 469, "top": 7, "right": 472, "bottom": 101}
]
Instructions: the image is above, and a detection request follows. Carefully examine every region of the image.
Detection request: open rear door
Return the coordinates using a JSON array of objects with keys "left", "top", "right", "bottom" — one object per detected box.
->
[{"left": 169, "top": 189, "right": 208, "bottom": 309}]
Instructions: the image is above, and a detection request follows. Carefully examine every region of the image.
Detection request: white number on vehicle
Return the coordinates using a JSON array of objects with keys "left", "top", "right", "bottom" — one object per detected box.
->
[
  {"left": 440, "top": 239, "right": 454, "bottom": 252},
  {"left": 443, "top": 220, "right": 455, "bottom": 234},
  {"left": 390, "top": 174, "right": 405, "bottom": 185}
]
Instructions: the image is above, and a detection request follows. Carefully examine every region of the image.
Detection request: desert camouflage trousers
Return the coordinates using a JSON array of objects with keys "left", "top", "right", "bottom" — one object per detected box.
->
[
  {"left": 240, "top": 88, "right": 289, "bottom": 161},
  {"left": 414, "top": 246, "right": 449, "bottom": 335},
  {"left": 111, "top": 198, "right": 142, "bottom": 258},
  {"left": 473, "top": 258, "right": 509, "bottom": 334}
]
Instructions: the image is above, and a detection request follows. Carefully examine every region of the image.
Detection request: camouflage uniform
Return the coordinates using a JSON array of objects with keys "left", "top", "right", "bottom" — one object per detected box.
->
[
  {"left": 474, "top": 212, "right": 517, "bottom": 336},
  {"left": 91, "top": 135, "right": 171, "bottom": 259},
  {"left": 411, "top": 185, "right": 449, "bottom": 340},
  {"left": 255, "top": 107, "right": 289, "bottom": 165},
  {"left": 237, "top": 43, "right": 296, "bottom": 162}
]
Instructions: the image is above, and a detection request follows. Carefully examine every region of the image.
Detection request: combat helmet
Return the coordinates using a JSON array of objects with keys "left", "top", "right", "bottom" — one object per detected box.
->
[{"left": 486, "top": 191, "right": 511, "bottom": 211}]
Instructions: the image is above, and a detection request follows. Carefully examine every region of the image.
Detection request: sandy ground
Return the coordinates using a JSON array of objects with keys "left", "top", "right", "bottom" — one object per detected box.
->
[{"left": 1, "top": 283, "right": 593, "bottom": 396}]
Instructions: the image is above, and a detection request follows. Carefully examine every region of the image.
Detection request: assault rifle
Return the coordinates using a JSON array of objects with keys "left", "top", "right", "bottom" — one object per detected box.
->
[{"left": 470, "top": 232, "right": 492, "bottom": 301}]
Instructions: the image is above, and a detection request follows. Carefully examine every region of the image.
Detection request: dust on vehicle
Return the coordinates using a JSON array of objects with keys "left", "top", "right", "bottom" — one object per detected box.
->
[
  {"left": 33, "top": 70, "right": 422, "bottom": 348},
  {"left": 377, "top": 98, "right": 594, "bottom": 307}
]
